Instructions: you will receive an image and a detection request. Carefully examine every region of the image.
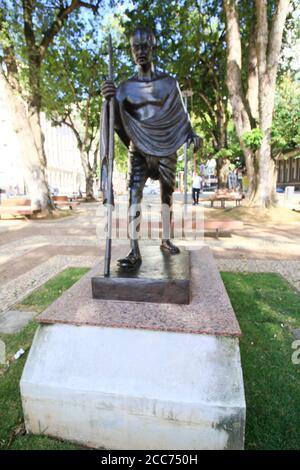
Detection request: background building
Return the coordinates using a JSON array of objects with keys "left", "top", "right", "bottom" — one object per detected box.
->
[
  {"left": 277, "top": 155, "right": 300, "bottom": 191},
  {"left": 42, "top": 115, "right": 85, "bottom": 196},
  {"left": 0, "top": 88, "right": 85, "bottom": 198}
]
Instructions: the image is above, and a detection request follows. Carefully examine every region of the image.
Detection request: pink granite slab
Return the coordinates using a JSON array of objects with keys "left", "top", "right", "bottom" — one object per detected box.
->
[{"left": 38, "top": 246, "right": 241, "bottom": 337}]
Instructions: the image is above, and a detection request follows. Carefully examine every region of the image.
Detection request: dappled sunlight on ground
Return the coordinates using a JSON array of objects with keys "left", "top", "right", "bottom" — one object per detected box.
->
[{"left": 203, "top": 204, "right": 300, "bottom": 224}]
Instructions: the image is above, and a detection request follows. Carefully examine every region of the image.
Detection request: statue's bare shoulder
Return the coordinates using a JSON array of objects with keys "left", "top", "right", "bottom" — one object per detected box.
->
[{"left": 116, "top": 73, "right": 177, "bottom": 103}]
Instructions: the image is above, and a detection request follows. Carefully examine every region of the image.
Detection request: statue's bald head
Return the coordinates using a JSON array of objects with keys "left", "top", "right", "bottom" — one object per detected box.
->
[
  {"left": 130, "top": 28, "right": 156, "bottom": 47},
  {"left": 130, "top": 27, "right": 156, "bottom": 67}
]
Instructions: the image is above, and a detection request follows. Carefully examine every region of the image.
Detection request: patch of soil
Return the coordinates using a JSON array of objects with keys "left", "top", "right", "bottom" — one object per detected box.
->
[
  {"left": 204, "top": 206, "right": 300, "bottom": 224},
  {"left": 30, "top": 209, "right": 74, "bottom": 220}
]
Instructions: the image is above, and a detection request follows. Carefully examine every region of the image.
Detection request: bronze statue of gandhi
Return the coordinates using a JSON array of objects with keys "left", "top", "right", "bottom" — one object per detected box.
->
[{"left": 101, "top": 28, "right": 201, "bottom": 268}]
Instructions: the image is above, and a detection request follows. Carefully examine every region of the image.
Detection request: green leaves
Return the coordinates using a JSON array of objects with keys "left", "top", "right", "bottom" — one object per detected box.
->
[
  {"left": 41, "top": 15, "right": 104, "bottom": 143},
  {"left": 272, "top": 75, "right": 300, "bottom": 153},
  {"left": 242, "top": 128, "right": 264, "bottom": 151},
  {"left": 215, "top": 148, "right": 234, "bottom": 159},
  {"left": 41, "top": 9, "right": 129, "bottom": 177}
]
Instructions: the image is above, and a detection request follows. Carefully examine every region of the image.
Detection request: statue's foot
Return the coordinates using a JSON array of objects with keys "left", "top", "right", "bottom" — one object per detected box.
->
[
  {"left": 117, "top": 249, "right": 142, "bottom": 269},
  {"left": 160, "top": 239, "right": 180, "bottom": 255}
]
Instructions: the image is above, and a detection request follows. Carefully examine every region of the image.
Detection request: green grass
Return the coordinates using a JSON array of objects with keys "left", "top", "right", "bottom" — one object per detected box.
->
[
  {"left": 15, "top": 267, "right": 90, "bottom": 313},
  {"left": 221, "top": 272, "right": 300, "bottom": 450},
  {"left": 1, "top": 269, "right": 300, "bottom": 449},
  {"left": 0, "top": 267, "right": 90, "bottom": 450}
]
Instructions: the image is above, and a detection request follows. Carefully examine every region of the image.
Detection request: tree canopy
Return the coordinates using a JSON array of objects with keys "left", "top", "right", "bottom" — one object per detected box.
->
[
  {"left": 272, "top": 74, "right": 300, "bottom": 157},
  {"left": 1, "top": 0, "right": 299, "bottom": 207},
  {"left": 0, "top": 0, "right": 102, "bottom": 208}
]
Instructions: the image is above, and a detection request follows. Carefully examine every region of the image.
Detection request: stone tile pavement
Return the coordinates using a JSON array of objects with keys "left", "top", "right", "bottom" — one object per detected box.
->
[
  {"left": 0, "top": 310, "right": 37, "bottom": 333},
  {"left": 0, "top": 255, "right": 99, "bottom": 314}
]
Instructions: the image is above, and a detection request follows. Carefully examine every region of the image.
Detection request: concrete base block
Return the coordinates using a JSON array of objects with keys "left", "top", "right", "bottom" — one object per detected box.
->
[{"left": 21, "top": 324, "right": 245, "bottom": 450}]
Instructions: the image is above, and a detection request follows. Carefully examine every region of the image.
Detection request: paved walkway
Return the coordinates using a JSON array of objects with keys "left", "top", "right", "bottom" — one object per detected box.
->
[{"left": 0, "top": 200, "right": 299, "bottom": 317}]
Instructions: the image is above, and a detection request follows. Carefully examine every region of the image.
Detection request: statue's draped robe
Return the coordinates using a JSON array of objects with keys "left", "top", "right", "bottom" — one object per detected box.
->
[{"left": 100, "top": 75, "right": 193, "bottom": 201}]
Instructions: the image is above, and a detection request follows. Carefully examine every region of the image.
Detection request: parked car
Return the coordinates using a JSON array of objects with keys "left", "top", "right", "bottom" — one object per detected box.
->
[{"left": 203, "top": 175, "right": 218, "bottom": 191}]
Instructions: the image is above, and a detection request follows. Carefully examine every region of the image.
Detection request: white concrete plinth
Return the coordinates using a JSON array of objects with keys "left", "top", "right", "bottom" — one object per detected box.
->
[{"left": 21, "top": 324, "right": 245, "bottom": 450}]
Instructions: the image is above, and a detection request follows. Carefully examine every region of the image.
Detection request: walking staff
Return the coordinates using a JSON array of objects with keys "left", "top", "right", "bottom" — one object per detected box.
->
[{"left": 100, "top": 34, "right": 115, "bottom": 277}]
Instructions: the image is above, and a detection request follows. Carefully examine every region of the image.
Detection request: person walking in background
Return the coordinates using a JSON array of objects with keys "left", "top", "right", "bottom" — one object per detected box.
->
[
  {"left": 201, "top": 175, "right": 205, "bottom": 192},
  {"left": 242, "top": 171, "right": 249, "bottom": 193},
  {"left": 192, "top": 171, "right": 201, "bottom": 205}
]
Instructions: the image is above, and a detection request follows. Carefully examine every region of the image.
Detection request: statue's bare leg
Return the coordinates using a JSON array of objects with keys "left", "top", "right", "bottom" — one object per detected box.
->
[
  {"left": 160, "top": 179, "right": 180, "bottom": 255},
  {"left": 117, "top": 156, "right": 147, "bottom": 268}
]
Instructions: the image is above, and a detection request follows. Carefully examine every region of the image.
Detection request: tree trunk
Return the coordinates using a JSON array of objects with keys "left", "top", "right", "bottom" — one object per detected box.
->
[
  {"left": 246, "top": 17, "right": 259, "bottom": 122},
  {"left": 193, "top": 151, "right": 198, "bottom": 173},
  {"left": 223, "top": 0, "right": 256, "bottom": 197},
  {"left": 85, "top": 171, "right": 95, "bottom": 201},
  {"left": 249, "top": 157, "right": 278, "bottom": 206},
  {"left": 217, "top": 157, "right": 230, "bottom": 188},
  {"left": 224, "top": 0, "right": 290, "bottom": 207},
  {"left": 79, "top": 149, "right": 95, "bottom": 201},
  {"left": 250, "top": 0, "right": 290, "bottom": 208},
  {"left": 0, "top": 73, "right": 52, "bottom": 210}
]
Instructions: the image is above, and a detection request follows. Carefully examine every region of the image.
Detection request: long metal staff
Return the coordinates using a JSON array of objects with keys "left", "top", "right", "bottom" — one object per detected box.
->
[{"left": 104, "top": 34, "right": 115, "bottom": 277}]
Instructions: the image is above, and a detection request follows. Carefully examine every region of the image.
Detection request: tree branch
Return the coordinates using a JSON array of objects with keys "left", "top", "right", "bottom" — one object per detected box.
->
[
  {"left": 22, "top": 0, "right": 38, "bottom": 64},
  {"left": 255, "top": 0, "right": 268, "bottom": 78},
  {"left": 281, "top": 148, "right": 300, "bottom": 158},
  {"left": 64, "top": 114, "right": 83, "bottom": 149},
  {"left": 84, "top": 95, "right": 90, "bottom": 147},
  {"left": 93, "top": 137, "right": 100, "bottom": 173},
  {"left": 267, "top": 0, "right": 290, "bottom": 84},
  {"left": 199, "top": 92, "right": 218, "bottom": 120},
  {"left": 223, "top": 0, "right": 252, "bottom": 138},
  {"left": 39, "top": 0, "right": 99, "bottom": 60},
  {"left": 0, "top": 9, "right": 19, "bottom": 82},
  {"left": 246, "top": 5, "right": 259, "bottom": 121},
  {"left": 64, "top": 114, "right": 92, "bottom": 173}
]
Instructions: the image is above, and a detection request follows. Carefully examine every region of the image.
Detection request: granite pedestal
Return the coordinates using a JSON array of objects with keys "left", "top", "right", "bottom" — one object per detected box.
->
[{"left": 20, "top": 246, "right": 246, "bottom": 450}]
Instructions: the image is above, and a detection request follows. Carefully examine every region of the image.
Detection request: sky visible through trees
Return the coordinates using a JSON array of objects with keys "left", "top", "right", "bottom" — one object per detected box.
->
[{"left": 0, "top": 0, "right": 299, "bottom": 207}]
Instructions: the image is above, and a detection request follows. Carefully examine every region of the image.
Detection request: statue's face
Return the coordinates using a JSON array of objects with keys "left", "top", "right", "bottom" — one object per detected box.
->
[{"left": 130, "top": 31, "right": 154, "bottom": 66}]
